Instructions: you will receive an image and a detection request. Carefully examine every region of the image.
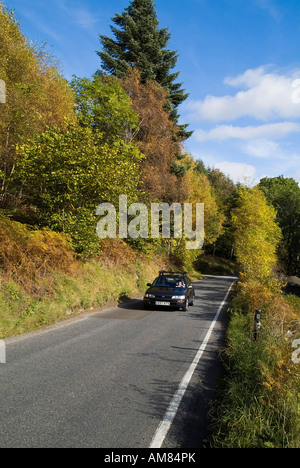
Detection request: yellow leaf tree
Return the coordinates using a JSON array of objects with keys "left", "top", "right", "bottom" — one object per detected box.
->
[
  {"left": 0, "top": 4, "right": 75, "bottom": 206},
  {"left": 232, "top": 186, "right": 282, "bottom": 283}
]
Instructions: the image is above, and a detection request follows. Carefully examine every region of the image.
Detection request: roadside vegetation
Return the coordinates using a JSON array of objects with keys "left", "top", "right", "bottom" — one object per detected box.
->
[
  {"left": 0, "top": 217, "right": 173, "bottom": 338},
  {"left": 0, "top": 0, "right": 300, "bottom": 447},
  {"left": 0, "top": 0, "right": 228, "bottom": 340},
  {"left": 208, "top": 188, "right": 300, "bottom": 448}
]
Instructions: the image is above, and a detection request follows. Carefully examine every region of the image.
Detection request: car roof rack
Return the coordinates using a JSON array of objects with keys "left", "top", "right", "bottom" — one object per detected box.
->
[{"left": 159, "top": 270, "right": 187, "bottom": 276}]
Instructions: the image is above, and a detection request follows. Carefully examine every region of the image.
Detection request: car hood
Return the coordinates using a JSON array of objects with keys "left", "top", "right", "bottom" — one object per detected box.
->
[{"left": 146, "top": 286, "right": 187, "bottom": 295}]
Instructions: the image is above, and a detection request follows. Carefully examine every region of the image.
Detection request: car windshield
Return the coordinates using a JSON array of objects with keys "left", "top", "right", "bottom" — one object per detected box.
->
[{"left": 153, "top": 276, "right": 186, "bottom": 288}]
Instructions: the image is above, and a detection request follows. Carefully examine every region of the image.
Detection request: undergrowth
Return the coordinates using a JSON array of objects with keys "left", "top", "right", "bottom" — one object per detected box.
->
[
  {"left": 0, "top": 217, "right": 172, "bottom": 338},
  {"left": 208, "top": 281, "right": 300, "bottom": 448}
]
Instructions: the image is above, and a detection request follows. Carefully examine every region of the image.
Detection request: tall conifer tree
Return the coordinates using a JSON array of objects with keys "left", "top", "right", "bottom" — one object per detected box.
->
[{"left": 97, "top": 0, "right": 192, "bottom": 140}]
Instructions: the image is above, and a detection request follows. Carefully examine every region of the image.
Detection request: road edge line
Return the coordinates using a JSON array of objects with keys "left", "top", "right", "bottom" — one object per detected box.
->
[{"left": 149, "top": 279, "right": 236, "bottom": 449}]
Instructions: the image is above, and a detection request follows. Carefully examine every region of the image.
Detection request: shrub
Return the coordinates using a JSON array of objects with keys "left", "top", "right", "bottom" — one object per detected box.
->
[
  {"left": 0, "top": 214, "right": 76, "bottom": 292},
  {"left": 209, "top": 281, "right": 300, "bottom": 448}
]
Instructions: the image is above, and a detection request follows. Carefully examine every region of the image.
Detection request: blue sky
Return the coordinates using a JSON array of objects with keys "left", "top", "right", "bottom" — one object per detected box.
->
[{"left": 3, "top": 0, "right": 300, "bottom": 185}]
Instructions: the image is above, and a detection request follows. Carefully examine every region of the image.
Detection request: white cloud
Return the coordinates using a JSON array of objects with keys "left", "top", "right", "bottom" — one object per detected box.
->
[
  {"left": 187, "top": 67, "right": 300, "bottom": 122},
  {"left": 186, "top": 66, "right": 300, "bottom": 185},
  {"left": 242, "top": 139, "right": 300, "bottom": 162},
  {"left": 19, "top": 9, "right": 64, "bottom": 42},
  {"left": 255, "top": 0, "right": 281, "bottom": 21},
  {"left": 241, "top": 139, "right": 280, "bottom": 158},
  {"left": 68, "top": 8, "right": 99, "bottom": 30},
  {"left": 213, "top": 161, "right": 257, "bottom": 185},
  {"left": 53, "top": 0, "right": 99, "bottom": 31},
  {"left": 19, "top": 1, "right": 99, "bottom": 41},
  {"left": 194, "top": 122, "right": 300, "bottom": 142}
]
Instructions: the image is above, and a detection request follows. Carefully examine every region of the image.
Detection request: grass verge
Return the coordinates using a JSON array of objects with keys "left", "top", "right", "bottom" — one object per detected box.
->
[
  {"left": 0, "top": 216, "right": 173, "bottom": 338},
  {"left": 207, "top": 281, "right": 300, "bottom": 448},
  {"left": 0, "top": 254, "right": 171, "bottom": 339}
]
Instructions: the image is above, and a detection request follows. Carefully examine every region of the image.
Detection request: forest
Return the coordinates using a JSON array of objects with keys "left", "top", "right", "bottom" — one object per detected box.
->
[
  {"left": 1, "top": 1, "right": 299, "bottom": 274},
  {"left": 0, "top": 0, "right": 300, "bottom": 448}
]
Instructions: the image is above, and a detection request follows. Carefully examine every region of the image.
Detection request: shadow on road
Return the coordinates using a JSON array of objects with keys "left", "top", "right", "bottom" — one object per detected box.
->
[{"left": 118, "top": 297, "right": 144, "bottom": 310}]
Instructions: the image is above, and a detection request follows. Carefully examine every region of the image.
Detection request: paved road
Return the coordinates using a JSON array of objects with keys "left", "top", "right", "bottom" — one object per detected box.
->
[{"left": 0, "top": 275, "right": 236, "bottom": 448}]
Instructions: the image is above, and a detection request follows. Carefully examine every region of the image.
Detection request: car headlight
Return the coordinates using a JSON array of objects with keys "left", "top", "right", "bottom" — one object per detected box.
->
[
  {"left": 145, "top": 294, "right": 155, "bottom": 299},
  {"left": 172, "top": 295, "right": 186, "bottom": 300}
]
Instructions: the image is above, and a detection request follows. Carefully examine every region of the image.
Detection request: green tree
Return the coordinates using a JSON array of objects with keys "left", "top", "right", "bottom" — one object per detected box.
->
[
  {"left": 232, "top": 186, "right": 282, "bottom": 283},
  {"left": 97, "top": 0, "right": 191, "bottom": 140},
  {"left": 13, "top": 124, "right": 144, "bottom": 256},
  {"left": 259, "top": 176, "right": 300, "bottom": 276},
  {"left": 71, "top": 74, "right": 139, "bottom": 144},
  {"left": 0, "top": 3, "right": 75, "bottom": 207}
]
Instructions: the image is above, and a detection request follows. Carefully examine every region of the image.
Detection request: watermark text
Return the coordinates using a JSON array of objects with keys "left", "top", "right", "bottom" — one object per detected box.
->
[
  {"left": 96, "top": 196, "right": 205, "bottom": 250},
  {"left": 0, "top": 79, "right": 6, "bottom": 104},
  {"left": 0, "top": 340, "right": 6, "bottom": 364},
  {"left": 292, "top": 339, "right": 300, "bottom": 364}
]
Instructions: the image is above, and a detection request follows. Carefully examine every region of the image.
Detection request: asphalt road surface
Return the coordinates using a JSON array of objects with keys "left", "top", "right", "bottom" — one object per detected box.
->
[{"left": 0, "top": 275, "right": 237, "bottom": 448}]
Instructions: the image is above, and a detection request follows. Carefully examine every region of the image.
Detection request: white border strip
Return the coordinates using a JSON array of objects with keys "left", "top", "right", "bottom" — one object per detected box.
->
[{"left": 149, "top": 280, "right": 236, "bottom": 449}]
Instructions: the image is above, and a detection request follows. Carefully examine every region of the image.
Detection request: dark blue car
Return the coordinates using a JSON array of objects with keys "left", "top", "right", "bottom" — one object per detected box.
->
[{"left": 143, "top": 271, "right": 195, "bottom": 311}]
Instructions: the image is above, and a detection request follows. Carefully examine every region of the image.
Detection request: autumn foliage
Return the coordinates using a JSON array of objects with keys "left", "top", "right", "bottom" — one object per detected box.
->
[
  {"left": 0, "top": 4, "right": 75, "bottom": 206},
  {"left": 121, "top": 69, "right": 189, "bottom": 203},
  {"left": 0, "top": 214, "right": 76, "bottom": 292},
  {"left": 0, "top": 0, "right": 299, "bottom": 448},
  {"left": 232, "top": 187, "right": 282, "bottom": 283}
]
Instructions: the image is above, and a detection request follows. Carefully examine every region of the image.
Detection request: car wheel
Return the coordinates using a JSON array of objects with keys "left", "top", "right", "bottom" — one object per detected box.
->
[
  {"left": 189, "top": 294, "right": 195, "bottom": 306},
  {"left": 183, "top": 299, "right": 189, "bottom": 311}
]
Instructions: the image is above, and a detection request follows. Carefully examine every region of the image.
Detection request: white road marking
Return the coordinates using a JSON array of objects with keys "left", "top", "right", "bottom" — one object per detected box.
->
[{"left": 149, "top": 280, "right": 236, "bottom": 449}]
